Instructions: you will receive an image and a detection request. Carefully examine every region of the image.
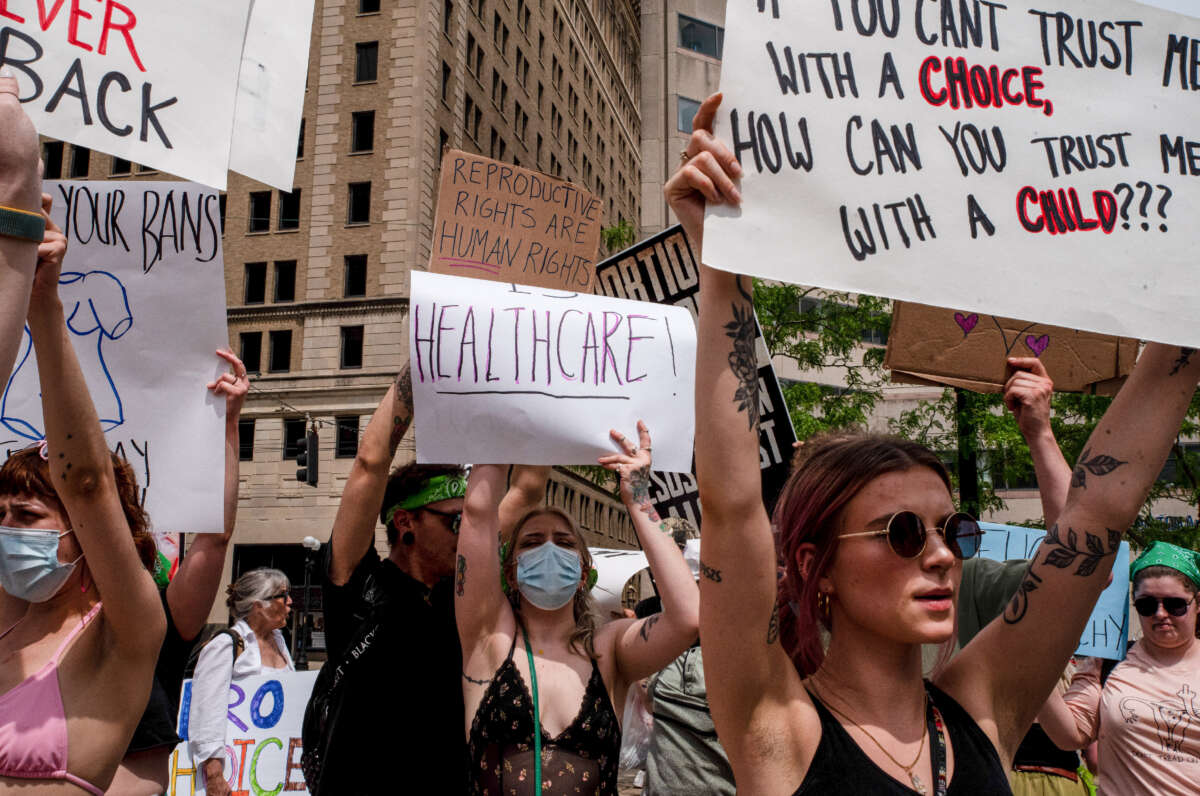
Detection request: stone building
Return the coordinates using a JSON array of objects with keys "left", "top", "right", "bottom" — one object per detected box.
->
[{"left": 40, "top": 0, "right": 643, "bottom": 638}]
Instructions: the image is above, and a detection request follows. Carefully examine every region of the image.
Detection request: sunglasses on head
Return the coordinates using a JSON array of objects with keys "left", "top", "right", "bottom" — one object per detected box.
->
[
  {"left": 1133, "top": 595, "right": 1195, "bottom": 617},
  {"left": 421, "top": 506, "right": 463, "bottom": 535},
  {"left": 840, "top": 511, "right": 982, "bottom": 560}
]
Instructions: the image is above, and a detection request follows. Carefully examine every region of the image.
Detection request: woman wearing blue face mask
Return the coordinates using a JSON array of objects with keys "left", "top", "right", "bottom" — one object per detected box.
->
[
  {"left": 457, "top": 421, "right": 701, "bottom": 795},
  {"left": 0, "top": 200, "right": 166, "bottom": 795}
]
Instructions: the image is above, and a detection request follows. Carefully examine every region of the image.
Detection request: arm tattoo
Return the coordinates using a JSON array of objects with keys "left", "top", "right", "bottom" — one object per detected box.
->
[
  {"left": 455, "top": 554, "right": 467, "bottom": 597},
  {"left": 1002, "top": 566, "right": 1042, "bottom": 624},
  {"left": 463, "top": 671, "right": 490, "bottom": 685},
  {"left": 639, "top": 613, "right": 662, "bottom": 642},
  {"left": 725, "top": 277, "right": 760, "bottom": 432},
  {"left": 1170, "top": 347, "right": 1196, "bottom": 376},
  {"left": 1070, "top": 447, "right": 1127, "bottom": 489},
  {"left": 767, "top": 598, "right": 780, "bottom": 645},
  {"left": 628, "top": 465, "right": 661, "bottom": 521},
  {"left": 389, "top": 367, "right": 414, "bottom": 453},
  {"left": 1040, "top": 524, "right": 1120, "bottom": 577},
  {"left": 699, "top": 560, "right": 723, "bottom": 583}
]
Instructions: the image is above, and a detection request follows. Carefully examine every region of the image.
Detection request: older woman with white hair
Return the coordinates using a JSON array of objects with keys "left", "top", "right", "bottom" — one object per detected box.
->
[{"left": 189, "top": 567, "right": 295, "bottom": 796}]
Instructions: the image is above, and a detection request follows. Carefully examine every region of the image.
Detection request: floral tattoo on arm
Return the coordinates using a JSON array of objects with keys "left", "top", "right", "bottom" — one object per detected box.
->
[
  {"left": 1070, "top": 447, "right": 1127, "bottom": 489},
  {"left": 725, "top": 278, "right": 760, "bottom": 432},
  {"left": 390, "top": 366, "right": 413, "bottom": 454},
  {"left": 627, "top": 465, "right": 661, "bottom": 522}
]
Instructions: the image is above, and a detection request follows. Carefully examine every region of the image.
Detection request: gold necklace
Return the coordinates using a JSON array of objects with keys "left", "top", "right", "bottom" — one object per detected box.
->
[{"left": 817, "top": 689, "right": 930, "bottom": 795}]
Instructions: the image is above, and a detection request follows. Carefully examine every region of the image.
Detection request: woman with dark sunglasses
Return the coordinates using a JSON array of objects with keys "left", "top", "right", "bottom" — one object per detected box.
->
[
  {"left": 1037, "top": 541, "right": 1200, "bottom": 794},
  {"left": 667, "top": 92, "right": 1200, "bottom": 796}
]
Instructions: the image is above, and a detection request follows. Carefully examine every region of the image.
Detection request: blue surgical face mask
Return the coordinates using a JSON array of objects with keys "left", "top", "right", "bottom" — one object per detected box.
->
[
  {"left": 0, "top": 526, "right": 81, "bottom": 603},
  {"left": 516, "top": 541, "right": 582, "bottom": 611}
]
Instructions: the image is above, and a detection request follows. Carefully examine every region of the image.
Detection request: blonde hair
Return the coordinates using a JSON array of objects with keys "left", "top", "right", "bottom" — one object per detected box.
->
[{"left": 505, "top": 506, "right": 598, "bottom": 658}]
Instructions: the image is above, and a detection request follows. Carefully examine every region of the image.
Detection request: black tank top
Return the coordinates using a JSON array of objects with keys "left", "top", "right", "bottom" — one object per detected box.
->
[
  {"left": 794, "top": 682, "right": 1012, "bottom": 795},
  {"left": 467, "top": 634, "right": 621, "bottom": 795}
]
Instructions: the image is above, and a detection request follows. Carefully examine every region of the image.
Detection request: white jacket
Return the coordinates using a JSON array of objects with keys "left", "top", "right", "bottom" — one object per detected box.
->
[{"left": 188, "top": 618, "right": 296, "bottom": 766}]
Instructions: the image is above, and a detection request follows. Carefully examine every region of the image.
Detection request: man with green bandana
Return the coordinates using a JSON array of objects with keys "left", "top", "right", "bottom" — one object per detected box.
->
[{"left": 302, "top": 363, "right": 547, "bottom": 794}]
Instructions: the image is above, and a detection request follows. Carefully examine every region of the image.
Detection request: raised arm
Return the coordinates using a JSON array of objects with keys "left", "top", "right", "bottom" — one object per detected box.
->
[
  {"left": 0, "top": 71, "right": 41, "bottom": 382},
  {"left": 1004, "top": 356, "right": 1071, "bottom": 527},
  {"left": 950, "top": 343, "right": 1200, "bottom": 756},
  {"left": 498, "top": 465, "right": 550, "bottom": 537},
  {"left": 1036, "top": 658, "right": 1103, "bottom": 751},
  {"left": 167, "top": 350, "right": 249, "bottom": 640},
  {"left": 598, "top": 422, "right": 699, "bottom": 683},
  {"left": 327, "top": 364, "right": 412, "bottom": 585},
  {"left": 26, "top": 205, "right": 164, "bottom": 658},
  {"left": 456, "top": 463, "right": 511, "bottom": 651}
]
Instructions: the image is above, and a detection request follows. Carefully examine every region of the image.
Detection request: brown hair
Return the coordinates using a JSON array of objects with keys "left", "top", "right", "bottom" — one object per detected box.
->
[
  {"left": 1133, "top": 564, "right": 1200, "bottom": 638},
  {"left": 504, "top": 506, "right": 598, "bottom": 658},
  {"left": 775, "top": 432, "right": 953, "bottom": 676},
  {"left": 0, "top": 446, "right": 157, "bottom": 572}
]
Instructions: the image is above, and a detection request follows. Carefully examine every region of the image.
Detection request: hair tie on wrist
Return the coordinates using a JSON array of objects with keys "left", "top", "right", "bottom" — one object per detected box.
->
[{"left": 0, "top": 205, "right": 45, "bottom": 242}]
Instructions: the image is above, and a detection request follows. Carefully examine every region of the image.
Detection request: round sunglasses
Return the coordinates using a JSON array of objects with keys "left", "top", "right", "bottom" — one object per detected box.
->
[
  {"left": 840, "top": 511, "right": 982, "bottom": 560},
  {"left": 1133, "top": 595, "right": 1195, "bottom": 618}
]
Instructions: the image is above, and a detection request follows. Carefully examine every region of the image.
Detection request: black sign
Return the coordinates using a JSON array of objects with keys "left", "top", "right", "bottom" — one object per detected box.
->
[{"left": 595, "top": 226, "right": 797, "bottom": 524}]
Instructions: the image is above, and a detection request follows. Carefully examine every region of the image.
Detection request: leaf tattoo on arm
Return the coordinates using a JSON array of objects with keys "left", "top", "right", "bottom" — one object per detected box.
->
[
  {"left": 390, "top": 365, "right": 414, "bottom": 454},
  {"left": 1169, "top": 347, "right": 1196, "bottom": 377},
  {"left": 1003, "top": 567, "right": 1043, "bottom": 624},
  {"left": 1070, "top": 447, "right": 1127, "bottom": 489},
  {"left": 639, "top": 613, "right": 662, "bottom": 642},
  {"left": 1040, "top": 524, "right": 1119, "bottom": 577},
  {"left": 725, "top": 278, "right": 760, "bottom": 432}
]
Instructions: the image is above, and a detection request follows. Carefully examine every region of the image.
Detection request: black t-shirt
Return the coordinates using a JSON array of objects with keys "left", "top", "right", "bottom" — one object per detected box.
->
[
  {"left": 317, "top": 542, "right": 467, "bottom": 795},
  {"left": 126, "top": 588, "right": 195, "bottom": 754}
]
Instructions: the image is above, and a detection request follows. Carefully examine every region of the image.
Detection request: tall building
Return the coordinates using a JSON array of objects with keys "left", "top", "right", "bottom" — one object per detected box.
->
[{"left": 41, "top": 0, "right": 644, "bottom": 638}]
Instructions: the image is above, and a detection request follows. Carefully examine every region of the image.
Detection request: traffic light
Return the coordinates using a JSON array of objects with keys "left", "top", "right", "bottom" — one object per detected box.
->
[{"left": 296, "top": 428, "right": 318, "bottom": 486}]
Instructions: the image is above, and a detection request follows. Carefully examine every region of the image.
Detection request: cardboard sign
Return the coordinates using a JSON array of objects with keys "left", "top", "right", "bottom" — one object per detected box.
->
[
  {"left": 705, "top": 0, "right": 1200, "bottom": 347},
  {"left": 429, "top": 150, "right": 603, "bottom": 291},
  {"left": 595, "top": 226, "right": 797, "bottom": 523},
  {"left": 172, "top": 671, "right": 317, "bottom": 795},
  {"left": 2, "top": 0, "right": 251, "bottom": 189},
  {"left": 1, "top": 181, "right": 228, "bottom": 533},
  {"left": 228, "top": 0, "right": 316, "bottom": 191},
  {"left": 409, "top": 271, "right": 696, "bottom": 472},
  {"left": 885, "top": 301, "right": 1139, "bottom": 393},
  {"left": 979, "top": 522, "right": 1130, "bottom": 660}
]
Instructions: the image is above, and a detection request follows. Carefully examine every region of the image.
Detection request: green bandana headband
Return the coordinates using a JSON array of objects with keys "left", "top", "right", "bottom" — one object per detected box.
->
[
  {"left": 385, "top": 474, "right": 467, "bottom": 525},
  {"left": 1130, "top": 541, "right": 1200, "bottom": 589}
]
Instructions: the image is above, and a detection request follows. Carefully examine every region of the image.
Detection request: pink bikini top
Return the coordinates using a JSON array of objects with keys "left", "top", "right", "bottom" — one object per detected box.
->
[{"left": 0, "top": 601, "right": 105, "bottom": 795}]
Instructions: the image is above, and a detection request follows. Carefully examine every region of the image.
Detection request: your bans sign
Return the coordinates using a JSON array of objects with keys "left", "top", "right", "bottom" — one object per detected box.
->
[
  {"left": 706, "top": 0, "right": 1200, "bottom": 347},
  {"left": 0, "top": 0, "right": 250, "bottom": 189}
]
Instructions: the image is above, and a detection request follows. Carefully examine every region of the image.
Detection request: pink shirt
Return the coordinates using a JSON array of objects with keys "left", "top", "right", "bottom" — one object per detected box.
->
[{"left": 1064, "top": 642, "right": 1200, "bottom": 795}]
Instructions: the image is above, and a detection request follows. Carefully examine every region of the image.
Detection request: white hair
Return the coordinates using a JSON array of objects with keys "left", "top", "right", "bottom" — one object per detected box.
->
[{"left": 225, "top": 567, "right": 289, "bottom": 620}]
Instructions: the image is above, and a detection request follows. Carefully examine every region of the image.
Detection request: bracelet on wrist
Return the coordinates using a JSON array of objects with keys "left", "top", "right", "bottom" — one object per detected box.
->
[{"left": 0, "top": 205, "right": 44, "bottom": 242}]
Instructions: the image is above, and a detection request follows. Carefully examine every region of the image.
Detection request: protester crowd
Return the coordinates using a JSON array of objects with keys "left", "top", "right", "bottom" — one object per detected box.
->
[{"left": 1, "top": 68, "right": 1199, "bottom": 796}]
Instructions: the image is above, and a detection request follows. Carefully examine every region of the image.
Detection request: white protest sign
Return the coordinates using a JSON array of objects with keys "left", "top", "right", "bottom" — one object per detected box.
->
[
  {"left": 979, "top": 522, "right": 1130, "bottom": 660},
  {"left": 1, "top": 181, "right": 228, "bottom": 533},
  {"left": 410, "top": 271, "right": 697, "bottom": 472},
  {"left": 591, "top": 547, "right": 649, "bottom": 617},
  {"left": 228, "top": 0, "right": 315, "bottom": 191},
  {"left": 1, "top": 0, "right": 250, "bottom": 189},
  {"left": 706, "top": 0, "right": 1200, "bottom": 346},
  {"left": 172, "top": 671, "right": 317, "bottom": 795}
]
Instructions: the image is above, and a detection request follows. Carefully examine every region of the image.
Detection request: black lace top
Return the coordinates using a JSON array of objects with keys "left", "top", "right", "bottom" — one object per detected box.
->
[{"left": 468, "top": 635, "right": 621, "bottom": 795}]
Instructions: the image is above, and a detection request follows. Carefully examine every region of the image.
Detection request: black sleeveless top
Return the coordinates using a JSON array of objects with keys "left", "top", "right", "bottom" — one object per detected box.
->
[
  {"left": 467, "top": 635, "right": 621, "bottom": 795},
  {"left": 794, "top": 682, "right": 1012, "bottom": 795}
]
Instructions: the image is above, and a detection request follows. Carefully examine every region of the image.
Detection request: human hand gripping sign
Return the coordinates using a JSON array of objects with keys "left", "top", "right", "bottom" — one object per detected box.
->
[
  {"left": 663, "top": 94, "right": 742, "bottom": 254},
  {"left": 28, "top": 194, "right": 67, "bottom": 313},
  {"left": 207, "top": 349, "right": 250, "bottom": 419},
  {"left": 1003, "top": 357, "right": 1054, "bottom": 442}
]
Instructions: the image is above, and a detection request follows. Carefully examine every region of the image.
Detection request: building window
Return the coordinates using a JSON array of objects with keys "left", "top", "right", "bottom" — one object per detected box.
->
[
  {"left": 359, "top": 0, "right": 380, "bottom": 12},
  {"left": 239, "top": 332, "right": 263, "bottom": 373},
  {"left": 268, "top": 330, "right": 293, "bottom": 372},
  {"left": 274, "top": 260, "right": 297, "bottom": 302},
  {"left": 336, "top": 415, "right": 360, "bottom": 457},
  {"left": 679, "top": 15, "right": 723, "bottom": 59},
  {"left": 355, "top": 42, "right": 379, "bottom": 83},
  {"left": 283, "top": 417, "right": 307, "bottom": 459},
  {"left": 347, "top": 182, "right": 371, "bottom": 225},
  {"left": 439, "top": 127, "right": 449, "bottom": 158},
  {"left": 344, "top": 255, "right": 367, "bottom": 297},
  {"left": 238, "top": 418, "right": 256, "bottom": 461},
  {"left": 278, "top": 189, "right": 301, "bottom": 230},
  {"left": 111, "top": 156, "right": 132, "bottom": 175},
  {"left": 351, "top": 110, "right": 375, "bottom": 152},
  {"left": 218, "top": 195, "right": 227, "bottom": 233},
  {"left": 677, "top": 96, "right": 701, "bottom": 133},
  {"left": 68, "top": 146, "right": 90, "bottom": 178},
  {"left": 340, "top": 325, "right": 364, "bottom": 368},
  {"left": 248, "top": 191, "right": 272, "bottom": 232},
  {"left": 297, "top": 118, "right": 305, "bottom": 158},
  {"left": 244, "top": 262, "right": 267, "bottom": 304},
  {"left": 441, "top": 62, "right": 451, "bottom": 103},
  {"left": 43, "top": 142, "right": 64, "bottom": 179},
  {"left": 442, "top": 0, "right": 453, "bottom": 33}
]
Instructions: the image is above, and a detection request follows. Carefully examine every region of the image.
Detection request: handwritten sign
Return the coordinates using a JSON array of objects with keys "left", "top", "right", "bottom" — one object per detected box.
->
[
  {"left": 1, "top": 1, "right": 251, "bottom": 189},
  {"left": 409, "top": 271, "right": 696, "bottom": 472},
  {"left": 429, "top": 150, "right": 603, "bottom": 291},
  {"left": 1, "top": 181, "right": 228, "bottom": 533},
  {"left": 886, "top": 300, "right": 1138, "bottom": 393},
  {"left": 705, "top": 0, "right": 1200, "bottom": 347},
  {"left": 595, "top": 226, "right": 797, "bottom": 523},
  {"left": 172, "top": 671, "right": 317, "bottom": 796},
  {"left": 979, "top": 522, "right": 1130, "bottom": 660}
]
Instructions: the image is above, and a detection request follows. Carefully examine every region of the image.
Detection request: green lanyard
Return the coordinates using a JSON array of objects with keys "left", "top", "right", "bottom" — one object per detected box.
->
[{"left": 522, "top": 632, "right": 543, "bottom": 794}]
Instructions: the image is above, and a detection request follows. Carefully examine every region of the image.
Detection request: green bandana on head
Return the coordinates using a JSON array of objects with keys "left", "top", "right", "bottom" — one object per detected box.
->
[
  {"left": 384, "top": 474, "right": 467, "bottom": 526},
  {"left": 1130, "top": 541, "right": 1200, "bottom": 590}
]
